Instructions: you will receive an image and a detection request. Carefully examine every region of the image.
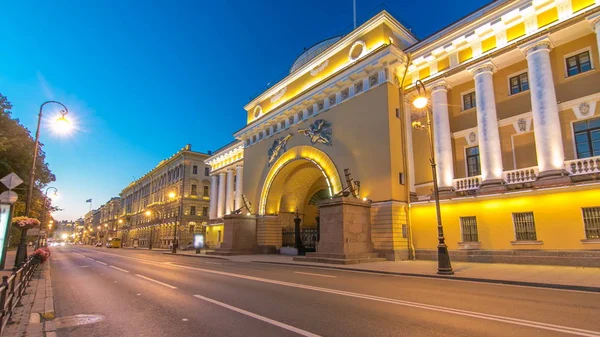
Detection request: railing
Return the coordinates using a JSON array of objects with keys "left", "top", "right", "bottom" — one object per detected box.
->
[
  {"left": 0, "top": 258, "right": 39, "bottom": 335},
  {"left": 504, "top": 166, "right": 539, "bottom": 184},
  {"left": 565, "top": 156, "right": 600, "bottom": 176},
  {"left": 453, "top": 176, "right": 481, "bottom": 192},
  {"left": 281, "top": 228, "right": 318, "bottom": 251}
]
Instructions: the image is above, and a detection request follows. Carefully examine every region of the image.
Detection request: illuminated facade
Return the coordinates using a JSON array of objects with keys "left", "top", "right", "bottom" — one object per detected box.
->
[
  {"left": 118, "top": 145, "right": 211, "bottom": 249},
  {"left": 207, "top": 0, "right": 600, "bottom": 266}
]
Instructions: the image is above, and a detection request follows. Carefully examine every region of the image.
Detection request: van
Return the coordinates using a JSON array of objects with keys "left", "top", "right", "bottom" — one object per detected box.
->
[{"left": 107, "top": 238, "right": 121, "bottom": 248}]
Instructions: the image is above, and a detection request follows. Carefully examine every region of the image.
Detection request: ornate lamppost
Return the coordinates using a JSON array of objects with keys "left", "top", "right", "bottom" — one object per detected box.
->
[
  {"left": 411, "top": 80, "right": 454, "bottom": 275},
  {"left": 37, "top": 186, "right": 58, "bottom": 248}
]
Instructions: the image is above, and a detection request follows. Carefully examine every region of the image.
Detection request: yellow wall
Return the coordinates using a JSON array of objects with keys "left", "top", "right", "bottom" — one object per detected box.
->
[
  {"left": 243, "top": 83, "right": 407, "bottom": 213},
  {"left": 410, "top": 186, "right": 600, "bottom": 250},
  {"left": 205, "top": 225, "right": 223, "bottom": 247},
  {"left": 247, "top": 23, "right": 396, "bottom": 124},
  {"left": 552, "top": 34, "right": 600, "bottom": 103},
  {"left": 513, "top": 132, "right": 538, "bottom": 169}
]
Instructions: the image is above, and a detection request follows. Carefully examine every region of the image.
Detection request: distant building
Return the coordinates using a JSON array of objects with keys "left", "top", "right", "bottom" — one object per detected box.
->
[{"left": 119, "top": 144, "right": 212, "bottom": 249}]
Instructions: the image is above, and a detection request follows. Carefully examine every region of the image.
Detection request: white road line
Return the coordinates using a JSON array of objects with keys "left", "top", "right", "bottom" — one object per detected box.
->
[
  {"left": 135, "top": 274, "right": 177, "bottom": 289},
  {"left": 203, "top": 261, "right": 222, "bottom": 265},
  {"left": 109, "top": 266, "right": 129, "bottom": 273},
  {"left": 95, "top": 261, "right": 107, "bottom": 266},
  {"left": 294, "top": 271, "right": 337, "bottom": 278},
  {"left": 86, "top": 257, "right": 95, "bottom": 261},
  {"left": 172, "top": 264, "right": 600, "bottom": 337},
  {"left": 193, "top": 294, "right": 321, "bottom": 337}
]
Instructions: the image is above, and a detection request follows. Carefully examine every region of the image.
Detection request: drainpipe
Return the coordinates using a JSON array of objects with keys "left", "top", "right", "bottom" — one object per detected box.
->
[{"left": 397, "top": 52, "right": 416, "bottom": 260}]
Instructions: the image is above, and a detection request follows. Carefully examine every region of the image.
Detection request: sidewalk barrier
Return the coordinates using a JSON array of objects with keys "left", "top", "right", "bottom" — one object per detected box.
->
[{"left": 0, "top": 258, "right": 38, "bottom": 335}]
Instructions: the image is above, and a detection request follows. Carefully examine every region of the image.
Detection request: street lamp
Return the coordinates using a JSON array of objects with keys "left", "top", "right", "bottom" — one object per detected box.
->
[
  {"left": 167, "top": 191, "right": 178, "bottom": 253},
  {"left": 36, "top": 186, "right": 58, "bottom": 249},
  {"left": 144, "top": 211, "right": 155, "bottom": 249},
  {"left": 25, "top": 101, "right": 70, "bottom": 217},
  {"left": 411, "top": 79, "right": 454, "bottom": 275}
]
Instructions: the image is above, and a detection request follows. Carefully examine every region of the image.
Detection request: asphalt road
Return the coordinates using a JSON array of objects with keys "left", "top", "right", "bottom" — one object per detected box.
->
[{"left": 49, "top": 246, "right": 600, "bottom": 337}]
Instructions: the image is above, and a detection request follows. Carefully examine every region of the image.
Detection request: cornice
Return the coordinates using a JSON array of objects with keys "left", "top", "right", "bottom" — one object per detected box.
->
[{"left": 243, "top": 10, "right": 417, "bottom": 111}]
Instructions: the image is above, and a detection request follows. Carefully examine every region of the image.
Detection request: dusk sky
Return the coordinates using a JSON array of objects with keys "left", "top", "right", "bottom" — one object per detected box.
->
[{"left": 3, "top": 0, "right": 491, "bottom": 220}]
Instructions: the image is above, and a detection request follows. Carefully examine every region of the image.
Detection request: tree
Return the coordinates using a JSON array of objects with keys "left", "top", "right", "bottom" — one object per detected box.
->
[{"left": 0, "top": 93, "right": 56, "bottom": 222}]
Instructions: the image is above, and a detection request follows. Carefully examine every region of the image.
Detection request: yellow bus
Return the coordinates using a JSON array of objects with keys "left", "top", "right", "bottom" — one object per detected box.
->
[{"left": 107, "top": 237, "right": 121, "bottom": 248}]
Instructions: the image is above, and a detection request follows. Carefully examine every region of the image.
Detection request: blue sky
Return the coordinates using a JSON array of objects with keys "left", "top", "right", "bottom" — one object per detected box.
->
[{"left": 2, "top": 0, "right": 490, "bottom": 220}]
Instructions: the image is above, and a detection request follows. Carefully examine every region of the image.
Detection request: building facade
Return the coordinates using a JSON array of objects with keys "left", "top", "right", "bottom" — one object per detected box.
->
[
  {"left": 119, "top": 144, "right": 211, "bottom": 249},
  {"left": 99, "top": 197, "right": 121, "bottom": 243},
  {"left": 207, "top": 0, "right": 600, "bottom": 266}
]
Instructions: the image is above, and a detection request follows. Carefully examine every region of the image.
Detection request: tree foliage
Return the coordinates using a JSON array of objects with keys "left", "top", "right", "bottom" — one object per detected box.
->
[{"left": 0, "top": 93, "right": 56, "bottom": 220}]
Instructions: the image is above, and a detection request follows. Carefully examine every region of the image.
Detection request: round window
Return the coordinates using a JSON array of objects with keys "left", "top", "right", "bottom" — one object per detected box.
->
[{"left": 348, "top": 40, "right": 366, "bottom": 61}]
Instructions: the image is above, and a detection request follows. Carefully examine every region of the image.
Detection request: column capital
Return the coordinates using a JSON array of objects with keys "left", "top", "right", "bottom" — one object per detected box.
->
[
  {"left": 428, "top": 79, "right": 451, "bottom": 93},
  {"left": 218, "top": 171, "right": 226, "bottom": 176},
  {"left": 466, "top": 60, "right": 496, "bottom": 77},
  {"left": 519, "top": 36, "right": 553, "bottom": 56},
  {"left": 588, "top": 12, "right": 600, "bottom": 30}
]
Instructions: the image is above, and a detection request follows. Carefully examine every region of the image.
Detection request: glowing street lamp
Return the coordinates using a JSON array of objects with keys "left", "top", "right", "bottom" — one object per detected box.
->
[
  {"left": 411, "top": 79, "right": 453, "bottom": 275},
  {"left": 24, "top": 101, "right": 70, "bottom": 217},
  {"left": 168, "top": 192, "right": 176, "bottom": 200}
]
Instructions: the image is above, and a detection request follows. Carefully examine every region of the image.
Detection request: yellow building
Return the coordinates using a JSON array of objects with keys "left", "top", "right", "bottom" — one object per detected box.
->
[{"left": 207, "top": 0, "right": 600, "bottom": 266}]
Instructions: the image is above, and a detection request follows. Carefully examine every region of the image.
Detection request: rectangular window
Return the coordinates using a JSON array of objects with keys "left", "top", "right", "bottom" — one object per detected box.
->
[
  {"left": 566, "top": 51, "right": 592, "bottom": 77},
  {"left": 509, "top": 72, "right": 529, "bottom": 95},
  {"left": 582, "top": 207, "right": 600, "bottom": 239},
  {"left": 273, "top": 124, "right": 278, "bottom": 133},
  {"left": 193, "top": 165, "right": 198, "bottom": 174},
  {"left": 460, "top": 216, "right": 479, "bottom": 242},
  {"left": 401, "top": 224, "right": 408, "bottom": 238},
  {"left": 203, "top": 186, "right": 209, "bottom": 197},
  {"left": 466, "top": 146, "right": 481, "bottom": 177},
  {"left": 202, "top": 206, "right": 208, "bottom": 216},
  {"left": 188, "top": 224, "right": 195, "bottom": 234},
  {"left": 512, "top": 212, "right": 537, "bottom": 241},
  {"left": 281, "top": 120, "right": 286, "bottom": 129},
  {"left": 204, "top": 167, "right": 210, "bottom": 176},
  {"left": 190, "top": 206, "right": 196, "bottom": 215},
  {"left": 191, "top": 184, "right": 197, "bottom": 196},
  {"left": 462, "top": 91, "right": 476, "bottom": 110},
  {"left": 574, "top": 117, "right": 600, "bottom": 158}
]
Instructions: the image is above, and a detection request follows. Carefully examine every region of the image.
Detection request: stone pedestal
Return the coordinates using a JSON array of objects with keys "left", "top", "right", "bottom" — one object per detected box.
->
[
  {"left": 207, "top": 214, "right": 259, "bottom": 256},
  {"left": 294, "top": 197, "right": 384, "bottom": 264}
]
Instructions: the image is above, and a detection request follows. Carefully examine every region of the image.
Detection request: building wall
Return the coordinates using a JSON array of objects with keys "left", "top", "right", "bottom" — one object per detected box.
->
[{"left": 410, "top": 186, "right": 600, "bottom": 251}]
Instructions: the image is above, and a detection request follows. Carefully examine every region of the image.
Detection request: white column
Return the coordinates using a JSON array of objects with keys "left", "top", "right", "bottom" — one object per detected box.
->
[
  {"left": 235, "top": 165, "right": 243, "bottom": 212},
  {"left": 520, "top": 38, "right": 565, "bottom": 174},
  {"left": 225, "top": 169, "right": 234, "bottom": 215},
  {"left": 468, "top": 61, "right": 503, "bottom": 182},
  {"left": 217, "top": 172, "right": 226, "bottom": 218},
  {"left": 209, "top": 175, "right": 218, "bottom": 219},
  {"left": 430, "top": 80, "right": 454, "bottom": 188},
  {"left": 588, "top": 15, "right": 600, "bottom": 67}
]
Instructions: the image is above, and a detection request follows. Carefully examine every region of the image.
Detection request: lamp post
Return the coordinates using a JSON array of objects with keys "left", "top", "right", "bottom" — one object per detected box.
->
[
  {"left": 144, "top": 210, "right": 155, "bottom": 250},
  {"left": 168, "top": 191, "right": 177, "bottom": 253},
  {"left": 25, "top": 101, "right": 70, "bottom": 217},
  {"left": 411, "top": 80, "right": 454, "bottom": 275},
  {"left": 37, "top": 187, "right": 58, "bottom": 249}
]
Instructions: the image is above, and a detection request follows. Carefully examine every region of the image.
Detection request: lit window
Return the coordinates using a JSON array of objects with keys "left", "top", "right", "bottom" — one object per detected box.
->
[
  {"left": 203, "top": 186, "right": 209, "bottom": 197},
  {"left": 202, "top": 207, "right": 208, "bottom": 216},
  {"left": 204, "top": 167, "right": 210, "bottom": 176},
  {"left": 281, "top": 120, "right": 286, "bottom": 129},
  {"left": 566, "top": 51, "right": 592, "bottom": 77},
  {"left": 512, "top": 212, "right": 537, "bottom": 241},
  {"left": 509, "top": 72, "right": 529, "bottom": 95},
  {"left": 582, "top": 207, "right": 600, "bottom": 239},
  {"left": 191, "top": 184, "right": 197, "bottom": 196},
  {"left": 462, "top": 91, "right": 476, "bottom": 110},
  {"left": 460, "top": 216, "right": 478, "bottom": 242},
  {"left": 190, "top": 206, "right": 196, "bottom": 215},
  {"left": 466, "top": 146, "right": 481, "bottom": 177},
  {"left": 192, "top": 165, "right": 198, "bottom": 175},
  {"left": 574, "top": 117, "right": 600, "bottom": 158}
]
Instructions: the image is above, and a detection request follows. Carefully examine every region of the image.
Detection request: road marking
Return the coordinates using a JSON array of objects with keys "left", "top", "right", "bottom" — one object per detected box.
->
[
  {"left": 86, "top": 258, "right": 95, "bottom": 261},
  {"left": 203, "top": 261, "right": 222, "bottom": 265},
  {"left": 294, "top": 271, "right": 337, "bottom": 278},
  {"left": 95, "top": 261, "right": 107, "bottom": 266},
  {"left": 177, "top": 264, "right": 600, "bottom": 337},
  {"left": 135, "top": 274, "right": 177, "bottom": 289},
  {"left": 181, "top": 318, "right": 188, "bottom": 322},
  {"left": 193, "top": 294, "right": 321, "bottom": 337},
  {"left": 79, "top": 266, "right": 90, "bottom": 268},
  {"left": 109, "top": 266, "right": 129, "bottom": 273}
]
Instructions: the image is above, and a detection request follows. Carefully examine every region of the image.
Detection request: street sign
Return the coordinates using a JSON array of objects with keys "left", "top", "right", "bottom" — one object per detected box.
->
[
  {"left": 28, "top": 228, "right": 40, "bottom": 236},
  {"left": 0, "top": 173, "right": 23, "bottom": 190},
  {"left": 0, "top": 191, "right": 18, "bottom": 203}
]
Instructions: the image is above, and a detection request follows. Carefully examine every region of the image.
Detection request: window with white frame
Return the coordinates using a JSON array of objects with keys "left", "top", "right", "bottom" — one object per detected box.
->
[
  {"left": 273, "top": 123, "right": 278, "bottom": 133},
  {"left": 462, "top": 91, "right": 476, "bottom": 110},
  {"left": 512, "top": 212, "right": 537, "bottom": 241},
  {"left": 466, "top": 146, "right": 481, "bottom": 177},
  {"left": 582, "top": 207, "right": 600, "bottom": 239},
  {"left": 566, "top": 50, "right": 592, "bottom": 77},
  {"left": 574, "top": 117, "right": 600, "bottom": 158},
  {"left": 460, "top": 216, "right": 478, "bottom": 242},
  {"left": 509, "top": 72, "right": 529, "bottom": 95}
]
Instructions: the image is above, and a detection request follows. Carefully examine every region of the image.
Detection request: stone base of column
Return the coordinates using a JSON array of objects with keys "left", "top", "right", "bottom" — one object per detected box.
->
[
  {"left": 207, "top": 214, "right": 261, "bottom": 256},
  {"left": 480, "top": 179, "right": 507, "bottom": 193},
  {"left": 533, "top": 169, "right": 571, "bottom": 187},
  {"left": 437, "top": 186, "right": 455, "bottom": 199}
]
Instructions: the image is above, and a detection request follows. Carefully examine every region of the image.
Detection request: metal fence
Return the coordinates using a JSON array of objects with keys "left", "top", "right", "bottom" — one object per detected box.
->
[
  {"left": 0, "top": 258, "right": 39, "bottom": 335},
  {"left": 281, "top": 228, "right": 318, "bottom": 252}
]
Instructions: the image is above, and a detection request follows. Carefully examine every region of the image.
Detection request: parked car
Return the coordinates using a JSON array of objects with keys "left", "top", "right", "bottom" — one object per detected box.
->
[
  {"left": 95, "top": 242, "right": 103, "bottom": 247},
  {"left": 181, "top": 243, "right": 195, "bottom": 251}
]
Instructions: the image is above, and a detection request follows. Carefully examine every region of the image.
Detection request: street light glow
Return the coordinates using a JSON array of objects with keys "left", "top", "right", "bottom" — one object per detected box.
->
[
  {"left": 61, "top": 234, "right": 68, "bottom": 240},
  {"left": 53, "top": 114, "right": 71, "bottom": 134},
  {"left": 412, "top": 96, "right": 429, "bottom": 109},
  {"left": 168, "top": 192, "right": 176, "bottom": 199}
]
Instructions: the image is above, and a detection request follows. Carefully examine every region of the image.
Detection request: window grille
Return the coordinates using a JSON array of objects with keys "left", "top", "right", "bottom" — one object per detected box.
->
[
  {"left": 460, "top": 216, "right": 478, "bottom": 242},
  {"left": 512, "top": 212, "right": 537, "bottom": 241},
  {"left": 582, "top": 207, "right": 600, "bottom": 239}
]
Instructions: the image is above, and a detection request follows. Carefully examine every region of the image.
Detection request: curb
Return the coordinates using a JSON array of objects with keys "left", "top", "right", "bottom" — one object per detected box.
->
[
  {"left": 162, "top": 253, "right": 229, "bottom": 261},
  {"left": 41, "top": 264, "right": 55, "bottom": 319},
  {"left": 250, "top": 261, "right": 600, "bottom": 293}
]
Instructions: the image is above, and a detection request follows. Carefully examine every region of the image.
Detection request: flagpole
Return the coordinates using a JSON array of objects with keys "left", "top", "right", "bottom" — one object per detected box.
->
[{"left": 353, "top": 0, "right": 356, "bottom": 29}]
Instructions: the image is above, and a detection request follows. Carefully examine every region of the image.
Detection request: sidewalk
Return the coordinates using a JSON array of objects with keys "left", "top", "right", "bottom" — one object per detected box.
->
[
  {"left": 160, "top": 251, "right": 600, "bottom": 291},
  {"left": 2, "top": 262, "right": 55, "bottom": 337}
]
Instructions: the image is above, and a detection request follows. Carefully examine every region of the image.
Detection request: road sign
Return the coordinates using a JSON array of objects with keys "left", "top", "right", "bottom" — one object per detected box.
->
[
  {"left": 1, "top": 173, "right": 23, "bottom": 190},
  {"left": 0, "top": 191, "right": 18, "bottom": 203}
]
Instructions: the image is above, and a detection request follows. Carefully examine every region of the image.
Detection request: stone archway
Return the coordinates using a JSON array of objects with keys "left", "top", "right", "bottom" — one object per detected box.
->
[{"left": 258, "top": 146, "right": 343, "bottom": 216}]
